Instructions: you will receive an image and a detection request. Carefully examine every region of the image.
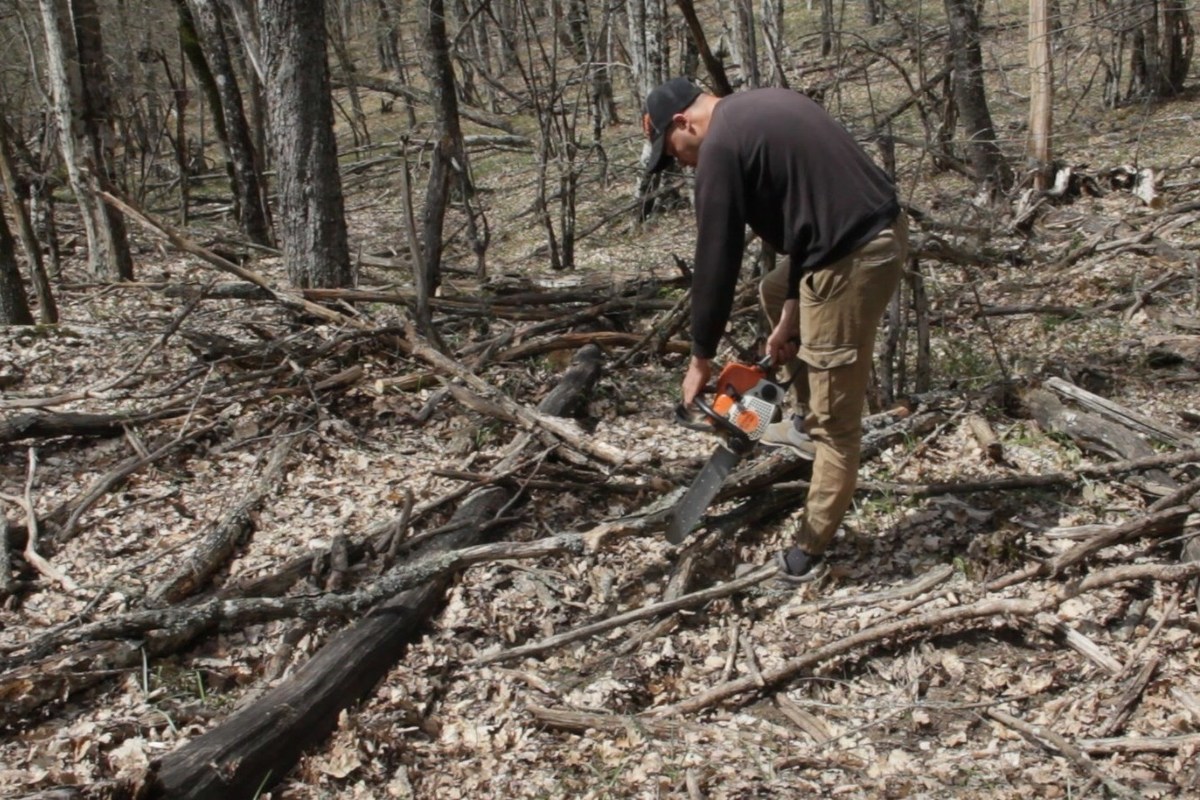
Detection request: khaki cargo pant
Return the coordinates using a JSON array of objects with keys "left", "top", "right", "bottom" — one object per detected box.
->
[{"left": 758, "top": 215, "right": 908, "bottom": 554}]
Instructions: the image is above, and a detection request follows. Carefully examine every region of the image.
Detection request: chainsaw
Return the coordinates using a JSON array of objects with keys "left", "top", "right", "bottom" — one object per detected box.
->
[{"left": 667, "top": 356, "right": 788, "bottom": 543}]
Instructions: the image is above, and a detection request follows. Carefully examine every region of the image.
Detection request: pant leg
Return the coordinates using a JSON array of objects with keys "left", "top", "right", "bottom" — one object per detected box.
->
[{"left": 794, "top": 216, "right": 908, "bottom": 554}]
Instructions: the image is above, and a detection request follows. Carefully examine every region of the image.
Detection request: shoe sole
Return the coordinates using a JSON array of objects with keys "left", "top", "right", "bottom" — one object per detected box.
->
[{"left": 773, "top": 551, "right": 828, "bottom": 585}]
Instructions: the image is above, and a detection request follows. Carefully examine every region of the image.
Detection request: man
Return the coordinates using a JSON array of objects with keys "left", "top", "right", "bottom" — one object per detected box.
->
[{"left": 643, "top": 77, "right": 908, "bottom": 584}]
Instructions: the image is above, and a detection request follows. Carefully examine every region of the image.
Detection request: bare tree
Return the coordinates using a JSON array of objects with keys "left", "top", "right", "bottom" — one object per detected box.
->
[
  {"left": 415, "top": 0, "right": 463, "bottom": 336},
  {"left": 1029, "top": 0, "right": 1054, "bottom": 191},
  {"left": 567, "top": 0, "right": 621, "bottom": 132},
  {"left": 734, "top": 0, "right": 760, "bottom": 84},
  {"left": 38, "top": 0, "right": 134, "bottom": 279},
  {"left": 675, "top": 0, "right": 734, "bottom": 95},
  {"left": 944, "top": 0, "right": 1012, "bottom": 192},
  {"left": 256, "top": 0, "right": 353, "bottom": 289},
  {"left": 375, "top": 0, "right": 418, "bottom": 125},
  {"left": 326, "top": 6, "right": 370, "bottom": 148},
  {"left": 759, "top": 0, "right": 788, "bottom": 87},
  {"left": 0, "top": 119, "right": 57, "bottom": 323},
  {"left": 1125, "top": 0, "right": 1194, "bottom": 100},
  {"left": 626, "top": 0, "right": 669, "bottom": 105},
  {"left": 0, "top": 203, "right": 34, "bottom": 325},
  {"left": 183, "top": 0, "right": 274, "bottom": 246}
]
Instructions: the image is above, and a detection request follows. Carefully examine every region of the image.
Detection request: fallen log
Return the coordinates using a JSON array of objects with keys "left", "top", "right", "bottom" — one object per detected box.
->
[
  {"left": 149, "top": 430, "right": 296, "bottom": 605},
  {"left": 147, "top": 345, "right": 605, "bottom": 800},
  {"left": 1044, "top": 376, "right": 1196, "bottom": 448},
  {"left": 0, "top": 407, "right": 187, "bottom": 445}
]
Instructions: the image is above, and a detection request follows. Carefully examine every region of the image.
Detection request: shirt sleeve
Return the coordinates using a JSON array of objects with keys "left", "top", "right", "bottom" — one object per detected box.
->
[{"left": 689, "top": 143, "right": 747, "bottom": 359}]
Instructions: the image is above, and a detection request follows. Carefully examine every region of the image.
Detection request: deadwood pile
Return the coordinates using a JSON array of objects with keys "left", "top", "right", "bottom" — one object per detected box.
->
[{"left": 1, "top": 157, "right": 1200, "bottom": 799}]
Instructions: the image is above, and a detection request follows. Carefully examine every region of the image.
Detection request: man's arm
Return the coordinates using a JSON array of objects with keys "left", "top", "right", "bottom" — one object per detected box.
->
[{"left": 688, "top": 143, "right": 746, "bottom": 361}]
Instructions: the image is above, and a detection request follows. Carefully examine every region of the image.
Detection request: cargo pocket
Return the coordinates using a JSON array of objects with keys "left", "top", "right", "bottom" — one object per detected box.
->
[
  {"left": 797, "top": 344, "right": 857, "bottom": 418},
  {"left": 798, "top": 344, "right": 857, "bottom": 370}
]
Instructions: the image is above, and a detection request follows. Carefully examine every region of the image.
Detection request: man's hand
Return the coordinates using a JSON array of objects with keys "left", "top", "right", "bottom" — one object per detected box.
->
[
  {"left": 682, "top": 356, "right": 712, "bottom": 407},
  {"left": 766, "top": 298, "right": 800, "bottom": 365}
]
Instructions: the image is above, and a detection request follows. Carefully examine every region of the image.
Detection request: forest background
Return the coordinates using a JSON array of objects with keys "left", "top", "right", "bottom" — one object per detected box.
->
[{"left": 0, "top": 0, "right": 1199, "bottom": 797}]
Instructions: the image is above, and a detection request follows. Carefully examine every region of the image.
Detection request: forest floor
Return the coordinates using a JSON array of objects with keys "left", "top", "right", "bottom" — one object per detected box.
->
[{"left": 3, "top": 36, "right": 1200, "bottom": 800}]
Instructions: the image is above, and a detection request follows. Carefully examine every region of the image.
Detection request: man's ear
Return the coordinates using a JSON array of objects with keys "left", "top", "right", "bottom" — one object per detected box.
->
[{"left": 672, "top": 111, "right": 690, "bottom": 131}]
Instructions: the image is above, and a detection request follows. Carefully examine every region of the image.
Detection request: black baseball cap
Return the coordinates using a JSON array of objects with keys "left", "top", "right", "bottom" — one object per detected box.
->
[{"left": 643, "top": 77, "right": 702, "bottom": 174}]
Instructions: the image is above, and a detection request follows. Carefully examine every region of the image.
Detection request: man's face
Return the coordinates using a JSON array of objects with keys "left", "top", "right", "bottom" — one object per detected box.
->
[{"left": 664, "top": 112, "right": 701, "bottom": 168}]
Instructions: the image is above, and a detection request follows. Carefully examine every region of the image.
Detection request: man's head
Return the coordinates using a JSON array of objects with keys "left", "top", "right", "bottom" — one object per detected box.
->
[{"left": 642, "top": 77, "right": 704, "bottom": 174}]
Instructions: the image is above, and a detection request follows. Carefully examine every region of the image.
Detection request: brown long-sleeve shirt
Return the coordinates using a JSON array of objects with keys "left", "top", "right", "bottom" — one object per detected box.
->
[{"left": 690, "top": 88, "right": 899, "bottom": 358}]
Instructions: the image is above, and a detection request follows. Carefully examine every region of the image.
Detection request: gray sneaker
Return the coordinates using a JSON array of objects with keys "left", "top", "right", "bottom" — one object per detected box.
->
[
  {"left": 774, "top": 548, "right": 828, "bottom": 586},
  {"left": 759, "top": 415, "right": 815, "bottom": 460}
]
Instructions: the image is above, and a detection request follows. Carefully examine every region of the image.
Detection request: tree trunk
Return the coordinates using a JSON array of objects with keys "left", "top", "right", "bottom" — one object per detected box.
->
[
  {"left": 1127, "top": 0, "right": 1194, "bottom": 99},
  {"left": 0, "top": 203, "right": 33, "bottom": 326},
  {"left": 0, "top": 122, "right": 57, "bottom": 323},
  {"left": 326, "top": 6, "right": 370, "bottom": 147},
  {"left": 72, "top": 0, "right": 134, "bottom": 280},
  {"left": 377, "top": 0, "right": 418, "bottom": 126},
  {"left": 184, "top": 0, "right": 274, "bottom": 246},
  {"left": 736, "top": 0, "right": 760, "bottom": 84},
  {"left": 944, "top": 0, "right": 1012, "bottom": 192},
  {"left": 627, "top": 0, "right": 669, "bottom": 105},
  {"left": 417, "top": 0, "right": 467, "bottom": 315},
  {"left": 819, "top": 0, "right": 835, "bottom": 57},
  {"left": 1028, "top": 0, "right": 1054, "bottom": 190},
  {"left": 257, "top": 0, "right": 353, "bottom": 288},
  {"left": 760, "top": 0, "right": 789, "bottom": 87},
  {"left": 675, "top": 0, "right": 735, "bottom": 95},
  {"left": 38, "top": 0, "right": 133, "bottom": 280}
]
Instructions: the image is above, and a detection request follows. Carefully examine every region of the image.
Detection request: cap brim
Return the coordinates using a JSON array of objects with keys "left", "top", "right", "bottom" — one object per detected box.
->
[{"left": 646, "top": 132, "right": 673, "bottom": 175}]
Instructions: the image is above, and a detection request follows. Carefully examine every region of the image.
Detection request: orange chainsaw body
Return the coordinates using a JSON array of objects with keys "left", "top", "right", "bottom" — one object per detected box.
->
[{"left": 709, "top": 362, "right": 784, "bottom": 441}]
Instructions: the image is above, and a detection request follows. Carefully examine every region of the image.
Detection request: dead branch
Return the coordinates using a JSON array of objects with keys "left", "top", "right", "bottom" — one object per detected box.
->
[
  {"left": 1077, "top": 734, "right": 1200, "bottom": 754},
  {"left": 0, "top": 449, "right": 76, "bottom": 592},
  {"left": 53, "top": 423, "right": 219, "bottom": 546},
  {"left": 781, "top": 564, "right": 955, "bottom": 618},
  {"left": 149, "top": 430, "right": 298, "bottom": 605},
  {"left": 409, "top": 331, "right": 631, "bottom": 468},
  {"left": 859, "top": 448, "right": 1200, "bottom": 500},
  {"left": 99, "top": 191, "right": 367, "bottom": 329},
  {"left": 659, "top": 560, "right": 1200, "bottom": 716},
  {"left": 985, "top": 708, "right": 1139, "bottom": 799},
  {"left": 469, "top": 565, "right": 776, "bottom": 666},
  {"left": 527, "top": 704, "right": 697, "bottom": 740},
  {"left": 147, "top": 345, "right": 606, "bottom": 799},
  {"left": 1098, "top": 654, "right": 1160, "bottom": 737},
  {"left": 7, "top": 533, "right": 589, "bottom": 665},
  {"left": 491, "top": 331, "right": 689, "bottom": 363},
  {"left": 0, "top": 407, "right": 189, "bottom": 445}
]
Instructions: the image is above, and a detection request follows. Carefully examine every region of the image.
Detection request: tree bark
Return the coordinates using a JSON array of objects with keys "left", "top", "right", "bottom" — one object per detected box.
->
[{"left": 257, "top": 0, "right": 352, "bottom": 288}]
